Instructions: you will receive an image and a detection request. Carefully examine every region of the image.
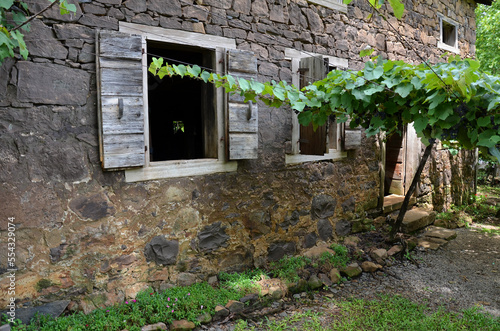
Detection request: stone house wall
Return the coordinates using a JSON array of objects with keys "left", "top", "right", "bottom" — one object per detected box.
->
[{"left": 0, "top": 0, "right": 477, "bottom": 311}]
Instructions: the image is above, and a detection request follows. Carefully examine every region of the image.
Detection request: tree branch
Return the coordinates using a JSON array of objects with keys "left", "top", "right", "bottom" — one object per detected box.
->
[
  {"left": 389, "top": 139, "right": 436, "bottom": 238},
  {"left": 9, "top": 0, "right": 58, "bottom": 33}
]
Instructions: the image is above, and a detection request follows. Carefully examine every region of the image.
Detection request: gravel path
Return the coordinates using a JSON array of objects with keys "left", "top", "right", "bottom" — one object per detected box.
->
[
  {"left": 335, "top": 226, "right": 500, "bottom": 317},
  {"left": 203, "top": 227, "right": 500, "bottom": 330}
]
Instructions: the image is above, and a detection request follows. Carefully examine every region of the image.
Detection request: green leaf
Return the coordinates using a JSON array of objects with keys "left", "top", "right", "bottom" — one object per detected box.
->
[
  {"left": 172, "top": 64, "right": 187, "bottom": 77},
  {"left": 388, "top": 0, "right": 405, "bottom": 18},
  {"left": 360, "top": 48, "right": 374, "bottom": 57},
  {"left": 226, "top": 74, "right": 236, "bottom": 88},
  {"left": 395, "top": 83, "right": 413, "bottom": 98},
  {"left": 477, "top": 116, "right": 491, "bottom": 127},
  {"left": 187, "top": 65, "right": 201, "bottom": 77},
  {"left": 298, "top": 111, "right": 312, "bottom": 126},
  {"left": 0, "top": 0, "right": 14, "bottom": 9},
  {"left": 200, "top": 71, "right": 210, "bottom": 83},
  {"left": 414, "top": 117, "right": 429, "bottom": 133},
  {"left": 238, "top": 78, "right": 250, "bottom": 91}
]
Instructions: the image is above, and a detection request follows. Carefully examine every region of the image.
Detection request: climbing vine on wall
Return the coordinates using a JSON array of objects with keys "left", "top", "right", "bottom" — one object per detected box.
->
[{"left": 149, "top": 55, "right": 500, "bottom": 156}]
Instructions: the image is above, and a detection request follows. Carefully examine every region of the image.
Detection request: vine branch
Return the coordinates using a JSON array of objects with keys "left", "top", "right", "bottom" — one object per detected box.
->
[{"left": 9, "top": 0, "right": 58, "bottom": 33}]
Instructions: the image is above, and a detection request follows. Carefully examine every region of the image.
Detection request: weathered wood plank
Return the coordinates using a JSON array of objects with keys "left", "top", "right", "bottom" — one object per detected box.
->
[
  {"left": 344, "top": 129, "right": 362, "bottom": 150},
  {"left": 120, "top": 22, "right": 237, "bottom": 50},
  {"left": 300, "top": 123, "right": 327, "bottom": 155},
  {"left": 228, "top": 102, "right": 258, "bottom": 133},
  {"left": 100, "top": 66, "right": 143, "bottom": 96},
  {"left": 103, "top": 134, "right": 144, "bottom": 154},
  {"left": 99, "top": 31, "right": 142, "bottom": 59},
  {"left": 103, "top": 152, "right": 144, "bottom": 169},
  {"left": 101, "top": 97, "right": 144, "bottom": 134},
  {"left": 229, "top": 134, "right": 258, "bottom": 159},
  {"left": 227, "top": 49, "right": 258, "bottom": 160},
  {"left": 98, "top": 30, "right": 145, "bottom": 169}
]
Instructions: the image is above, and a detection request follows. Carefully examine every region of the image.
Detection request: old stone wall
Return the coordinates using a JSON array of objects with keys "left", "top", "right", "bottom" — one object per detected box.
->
[
  {"left": 0, "top": 0, "right": 477, "bottom": 311},
  {"left": 420, "top": 146, "right": 476, "bottom": 211}
]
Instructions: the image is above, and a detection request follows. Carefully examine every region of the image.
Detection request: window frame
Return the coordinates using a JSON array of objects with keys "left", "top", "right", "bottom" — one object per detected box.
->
[
  {"left": 284, "top": 48, "right": 349, "bottom": 165},
  {"left": 118, "top": 22, "right": 238, "bottom": 182},
  {"left": 307, "top": 0, "right": 348, "bottom": 13},
  {"left": 437, "top": 14, "right": 459, "bottom": 54}
]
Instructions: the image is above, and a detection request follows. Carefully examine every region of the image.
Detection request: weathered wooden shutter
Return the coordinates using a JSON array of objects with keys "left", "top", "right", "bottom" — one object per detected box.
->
[
  {"left": 299, "top": 57, "right": 329, "bottom": 155},
  {"left": 97, "top": 31, "right": 145, "bottom": 170},
  {"left": 227, "top": 49, "right": 258, "bottom": 160},
  {"left": 343, "top": 118, "right": 362, "bottom": 150}
]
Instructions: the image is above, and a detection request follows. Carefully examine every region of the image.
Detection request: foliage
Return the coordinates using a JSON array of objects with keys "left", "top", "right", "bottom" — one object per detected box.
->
[
  {"left": 318, "top": 244, "right": 350, "bottom": 269},
  {"left": 219, "top": 269, "right": 267, "bottom": 295},
  {"left": 0, "top": 0, "right": 76, "bottom": 64},
  {"left": 435, "top": 187, "right": 500, "bottom": 228},
  {"left": 149, "top": 55, "right": 500, "bottom": 159},
  {"left": 268, "top": 256, "right": 311, "bottom": 283},
  {"left": 4, "top": 282, "right": 243, "bottom": 330},
  {"left": 476, "top": 0, "right": 500, "bottom": 75},
  {"left": 329, "top": 294, "right": 500, "bottom": 331}
]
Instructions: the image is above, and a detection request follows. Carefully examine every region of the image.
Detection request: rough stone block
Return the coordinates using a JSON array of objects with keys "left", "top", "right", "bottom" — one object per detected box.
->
[
  {"left": 267, "top": 241, "right": 296, "bottom": 262},
  {"left": 17, "top": 62, "right": 90, "bottom": 106},
  {"left": 424, "top": 227, "right": 457, "bottom": 241},
  {"left": 336, "top": 219, "right": 352, "bottom": 236},
  {"left": 401, "top": 209, "right": 436, "bottom": 233},
  {"left": 141, "top": 322, "right": 168, "bottom": 330},
  {"left": 171, "top": 320, "right": 195, "bottom": 331},
  {"left": 225, "top": 300, "right": 244, "bottom": 313},
  {"left": 317, "top": 219, "right": 333, "bottom": 241},
  {"left": 311, "top": 194, "right": 336, "bottom": 220},
  {"left": 25, "top": 20, "right": 68, "bottom": 60},
  {"left": 144, "top": 236, "right": 179, "bottom": 265},
  {"left": 307, "top": 274, "right": 323, "bottom": 290},
  {"left": 147, "top": 0, "right": 181, "bottom": 16},
  {"left": 197, "top": 222, "right": 229, "bottom": 252},
  {"left": 340, "top": 263, "right": 362, "bottom": 278}
]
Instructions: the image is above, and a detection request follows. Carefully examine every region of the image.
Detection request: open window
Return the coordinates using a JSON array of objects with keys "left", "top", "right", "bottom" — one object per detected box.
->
[
  {"left": 96, "top": 23, "right": 258, "bottom": 181},
  {"left": 437, "top": 15, "right": 459, "bottom": 54},
  {"left": 284, "top": 49, "right": 359, "bottom": 164}
]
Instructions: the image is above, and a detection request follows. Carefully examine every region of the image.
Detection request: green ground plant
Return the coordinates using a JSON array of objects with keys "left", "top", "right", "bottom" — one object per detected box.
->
[
  {"left": 4, "top": 282, "right": 244, "bottom": 330},
  {"left": 219, "top": 269, "right": 267, "bottom": 295},
  {"left": 268, "top": 256, "right": 311, "bottom": 283}
]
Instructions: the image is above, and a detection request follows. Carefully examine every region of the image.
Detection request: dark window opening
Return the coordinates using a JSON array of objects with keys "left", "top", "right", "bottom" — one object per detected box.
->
[
  {"left": 147, "top": 42, "right": 216, "bottom": 162},
  {"left": 442, "top": 20, "right": 457, "bottom": 48}
]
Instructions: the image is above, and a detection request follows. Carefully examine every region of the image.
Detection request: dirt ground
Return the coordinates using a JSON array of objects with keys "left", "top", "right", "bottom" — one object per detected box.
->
[{"left": 203, "top": 226, "right": 500, "bottom": 330}]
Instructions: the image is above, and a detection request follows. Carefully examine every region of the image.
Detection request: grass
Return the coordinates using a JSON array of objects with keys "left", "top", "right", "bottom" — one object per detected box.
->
[
  {"left": 3, "top": 282, "right": 244, "bottom": 331},
  {"left": 219, "top": 269, "right": 267, "bottom": 295},
  {"left": 328, "top": 295, "right": 500, "bottom": 331},
  {"left": 236, "top": 295, "right": 500, "bottom": 331}
]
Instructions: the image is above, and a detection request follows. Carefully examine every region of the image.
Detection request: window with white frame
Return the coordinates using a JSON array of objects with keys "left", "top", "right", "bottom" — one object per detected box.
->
[
  {"left": 96, "top": 22, "right": 258, "bottom": 182},
  {"left": 437, "top": 15, "right": 459, "bottom": 54},
  {"left": 307, "top": 0, "right": 347, "bottom": 13},
  {"left": 284, "top": 49, "right": 360, "bottom": 164}
]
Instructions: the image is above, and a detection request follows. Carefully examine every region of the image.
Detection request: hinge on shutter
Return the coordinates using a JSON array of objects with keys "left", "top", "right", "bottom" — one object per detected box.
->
[{"left": 145, "top": 146, "right": 147, "bottom": 152}]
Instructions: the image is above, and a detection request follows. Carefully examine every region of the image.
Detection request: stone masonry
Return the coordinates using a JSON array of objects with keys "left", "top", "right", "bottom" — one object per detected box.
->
[{"left": 0, "top": 0, "right": 477, "bottom": 311}]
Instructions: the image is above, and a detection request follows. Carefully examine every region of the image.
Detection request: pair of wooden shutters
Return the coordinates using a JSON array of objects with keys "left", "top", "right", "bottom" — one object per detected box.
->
[
  {"left": 298, "top": 57, "right": 361, "bottom": 155},
  {"left": 97, "top": 30, "right": 258, "bottom": 170}
]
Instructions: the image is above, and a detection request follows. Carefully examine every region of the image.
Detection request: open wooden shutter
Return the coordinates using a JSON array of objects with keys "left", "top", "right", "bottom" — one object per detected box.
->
[
  {"left": 227, "top": 49, "right": 258, "bottom": 160},
  {"left": 299, "top": 57, "right": 329, "bottom": 155},
  {"left": 97, "top": 31, "right": 145, "bottom": 170},
  {"left": 343, "top": 119, "right": 362, "bottom": 150}
]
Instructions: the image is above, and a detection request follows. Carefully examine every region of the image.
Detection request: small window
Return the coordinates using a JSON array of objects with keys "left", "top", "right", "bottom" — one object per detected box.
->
[
  {"left": 97, "top": 23, "right": 259, "bottom": 181},
  {"left": 438, "top": 15, "right": 459, "bottom": 54},
  {"left": 147, "top": 42, "right": 217, "bottom": 162},
  {"left": 284, "top": 49, "right": 359, "bottom": 164}
]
